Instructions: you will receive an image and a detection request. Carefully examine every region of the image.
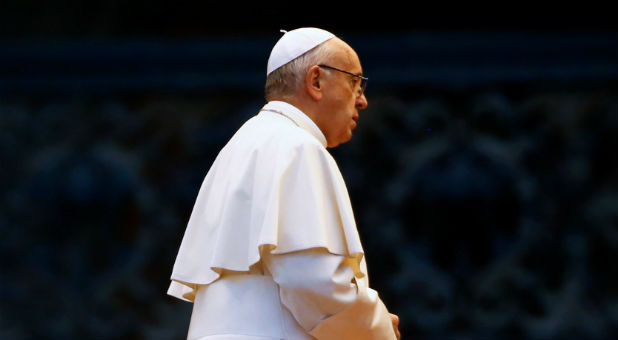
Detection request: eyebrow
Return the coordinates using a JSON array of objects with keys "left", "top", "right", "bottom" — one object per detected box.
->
[{"left": 318, "top": 64, "right": 367, "bottom": 81}]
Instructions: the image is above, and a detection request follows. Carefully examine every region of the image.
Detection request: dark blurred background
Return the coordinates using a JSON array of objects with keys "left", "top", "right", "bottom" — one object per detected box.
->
[{"left": 0, "top": 1, "right": 616, "bottom": 339}]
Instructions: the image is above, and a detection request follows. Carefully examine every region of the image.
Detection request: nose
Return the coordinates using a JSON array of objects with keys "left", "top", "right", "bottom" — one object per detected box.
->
[{"left": 356, "top": 93, "right": 368, "bottom": 110}]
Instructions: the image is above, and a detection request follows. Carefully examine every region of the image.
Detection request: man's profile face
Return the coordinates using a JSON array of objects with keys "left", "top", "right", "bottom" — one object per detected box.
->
[{"left": 318, "top": 40, "right": 368, "bottom": 148}]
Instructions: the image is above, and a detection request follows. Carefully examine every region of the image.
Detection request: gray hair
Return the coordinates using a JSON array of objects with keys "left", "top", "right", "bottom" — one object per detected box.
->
[{"left": 265, "top": 40, "right": 336, "bottom": 101}]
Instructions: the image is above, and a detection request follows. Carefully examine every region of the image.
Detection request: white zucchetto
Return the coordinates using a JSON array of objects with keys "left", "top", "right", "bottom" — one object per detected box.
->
[{"left": 266, "top": 27, "right": 335, "bottom": 76}]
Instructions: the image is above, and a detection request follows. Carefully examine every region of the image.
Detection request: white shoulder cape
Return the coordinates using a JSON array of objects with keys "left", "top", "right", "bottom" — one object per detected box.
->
[{"left": 168, "top": 101, "right": 365, "bottom": 302}]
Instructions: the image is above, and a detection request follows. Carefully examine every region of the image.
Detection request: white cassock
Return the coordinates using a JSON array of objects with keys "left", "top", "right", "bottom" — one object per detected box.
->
[{"left": 168, "top": 100, "right": 397, "bottom": 340}]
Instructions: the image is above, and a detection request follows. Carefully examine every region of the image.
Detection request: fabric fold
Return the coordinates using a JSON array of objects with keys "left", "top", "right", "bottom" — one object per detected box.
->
[{"left": 168, "top": 102, "right": 365, "bottom": 302}]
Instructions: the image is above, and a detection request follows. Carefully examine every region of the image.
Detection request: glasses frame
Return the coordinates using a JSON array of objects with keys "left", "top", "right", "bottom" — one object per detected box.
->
[{"left": 318, "top": 64, "right": 368, "bottom": 95}]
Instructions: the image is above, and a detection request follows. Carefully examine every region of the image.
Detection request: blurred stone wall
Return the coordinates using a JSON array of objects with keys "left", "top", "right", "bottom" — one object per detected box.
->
[
  {"left": 1, "top": 82, "right": 615, "bottom": 338},
  {"left": 0, "top": 22, "right": 616, "bottom": 340}
]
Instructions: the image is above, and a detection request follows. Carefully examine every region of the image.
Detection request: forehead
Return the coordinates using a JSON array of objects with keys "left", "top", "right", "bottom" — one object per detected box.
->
[{"left": 329, "top": 38, "right": 362, "bottom": 71}]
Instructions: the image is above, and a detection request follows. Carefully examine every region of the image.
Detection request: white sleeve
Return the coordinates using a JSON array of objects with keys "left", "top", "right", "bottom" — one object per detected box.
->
[{"left": 262, "top": 248, "right": 397, "bottom": 340}]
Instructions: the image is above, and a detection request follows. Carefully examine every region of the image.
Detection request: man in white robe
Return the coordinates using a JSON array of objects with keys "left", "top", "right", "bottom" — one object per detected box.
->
[{"left": 168, "top": 27, "right": 401, "bottom": 340}]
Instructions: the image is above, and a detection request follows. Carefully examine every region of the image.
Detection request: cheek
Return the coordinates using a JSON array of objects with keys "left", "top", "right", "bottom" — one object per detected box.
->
[{"left": 337, "top": 112, "right": 352, "bottom": 134}]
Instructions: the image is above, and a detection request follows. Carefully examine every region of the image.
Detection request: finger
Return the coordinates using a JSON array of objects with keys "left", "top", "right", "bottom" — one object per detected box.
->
[
  {"left": 390, "top": 314, "right": 401, "bottom": 339},
  {"left": 391, "top": 314, "right": 399, "bottom": 326}
]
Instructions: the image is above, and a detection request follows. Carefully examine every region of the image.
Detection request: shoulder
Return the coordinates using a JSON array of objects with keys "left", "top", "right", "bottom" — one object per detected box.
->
[
  {"left": 246, "top": 113, "right": 326, "bottom": 153},
  {"left": 217, "top": 112, "right": 332, "bottom": 176}
]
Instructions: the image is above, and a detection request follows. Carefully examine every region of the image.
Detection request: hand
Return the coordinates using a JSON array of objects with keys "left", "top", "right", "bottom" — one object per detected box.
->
[{"left": 389, "top": 313, "right": 401, "bottom": 340}]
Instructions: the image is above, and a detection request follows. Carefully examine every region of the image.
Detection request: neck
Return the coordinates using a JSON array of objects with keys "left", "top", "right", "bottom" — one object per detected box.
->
[{"left": 271, "top": 96, "right": 320, "bottom": 128}]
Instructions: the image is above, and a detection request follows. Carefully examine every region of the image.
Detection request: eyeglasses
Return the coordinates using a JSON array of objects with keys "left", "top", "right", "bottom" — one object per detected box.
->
[{"left": 318, "top": 64, "right": 368, "bottom": 95}]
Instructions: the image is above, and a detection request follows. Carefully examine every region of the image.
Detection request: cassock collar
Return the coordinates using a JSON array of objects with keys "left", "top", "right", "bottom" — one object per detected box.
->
[{"left": 261, "top": 101, "right": 328, "bottom": 148}]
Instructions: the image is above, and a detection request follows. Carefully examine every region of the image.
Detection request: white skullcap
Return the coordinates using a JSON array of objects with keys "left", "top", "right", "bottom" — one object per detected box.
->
[{"left": 266, "top": 27, "right": 335, "bottom": 76}]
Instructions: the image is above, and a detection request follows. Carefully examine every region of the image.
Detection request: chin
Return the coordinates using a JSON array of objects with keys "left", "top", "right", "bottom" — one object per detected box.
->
[
  {"left": 327, "top": 132, "right": 354, "bottom": 148},
  {"left": 340, "top": 135, "right": 353, "bottom": 145}
]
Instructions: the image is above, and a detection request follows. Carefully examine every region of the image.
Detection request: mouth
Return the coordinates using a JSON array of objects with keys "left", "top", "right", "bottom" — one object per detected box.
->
[{"left": 350, "top": 113, "right": 359, "bottom": 130}]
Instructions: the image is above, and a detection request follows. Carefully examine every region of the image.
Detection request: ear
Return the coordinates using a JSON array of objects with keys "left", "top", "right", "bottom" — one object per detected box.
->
[{"left": 304, "top": 65, "right": 323, "bottom": 101}]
